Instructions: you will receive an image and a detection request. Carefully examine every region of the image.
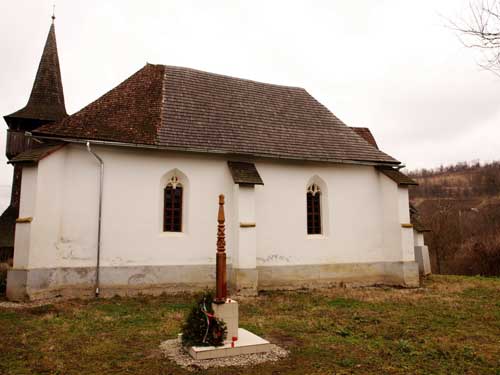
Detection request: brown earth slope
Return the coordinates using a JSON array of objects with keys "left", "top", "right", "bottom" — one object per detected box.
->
[{"left": 409, "top": 161, "right": 500, "bottom": 276}]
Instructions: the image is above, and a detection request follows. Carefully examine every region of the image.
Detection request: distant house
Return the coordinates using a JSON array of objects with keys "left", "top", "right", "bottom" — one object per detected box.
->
[{"left": 3, "top": 19, "right": 428, "bottom": 301}]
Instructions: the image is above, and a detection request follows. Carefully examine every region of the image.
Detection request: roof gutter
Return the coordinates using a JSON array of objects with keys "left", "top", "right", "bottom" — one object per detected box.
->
[
  {"left": 32, "top": 134, "right": 401, "bottom": 167},
  {"left": 86, "top": 141, "right": 104, "bottom": 298}
]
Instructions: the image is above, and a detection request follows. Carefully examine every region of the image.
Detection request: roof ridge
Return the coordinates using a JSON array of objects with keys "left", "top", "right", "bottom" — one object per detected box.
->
[{"left": 159, "top": 64, "right": 306, "bottom": 91}]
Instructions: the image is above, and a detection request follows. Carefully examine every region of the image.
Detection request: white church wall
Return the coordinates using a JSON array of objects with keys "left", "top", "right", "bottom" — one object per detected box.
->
[
  {"left": 233, "top": 184, "right": 257, "bottom": 269},
  {"left": 27, "top": 144, "right": 235, "bottom": 270},
  {"left": 414, "top": 231, "right": 425, "bottom": 246},
  {"left": 29, "top": 148, "right": 67, "bottom": 268},
  {"left": 379, "top": 175, "right": 407, "bottom": 261},
  {"left": 255, "top": 161, "right": 401, "bottom": 266},
  {"left": 12, "top": 166, "right": 38, "bottom": 269},
  {"left": 398, "top": 187, "right": 415, "bottom": 262},
  {"left": 56, "top": 145, "right": 101, "bottom": 268},
  {"left": 27, "top": 147, "right": 411, "bottom": 269},
  {"left": 398, "top": 186, "right": 411, "bottom": 223},
  {"left": 9, "top": 143, "right": 419, "bottom": 299}
]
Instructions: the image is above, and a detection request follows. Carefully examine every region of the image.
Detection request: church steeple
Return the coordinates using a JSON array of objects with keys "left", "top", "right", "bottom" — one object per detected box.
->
[
  {"left": 4, "top": 17, "right": 67, "bottom": 131},
  {"left": 0, "top": 14, "right": 69, "bottom": 260}
]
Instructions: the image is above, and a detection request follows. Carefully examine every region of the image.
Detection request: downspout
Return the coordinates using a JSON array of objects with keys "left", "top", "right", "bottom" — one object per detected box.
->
[{"left": 86, "top": 142, "right": 104, "bottom": 297}]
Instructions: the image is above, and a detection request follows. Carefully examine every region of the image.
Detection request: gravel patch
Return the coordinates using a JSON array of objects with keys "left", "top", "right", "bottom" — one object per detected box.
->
[{"left": 159, "top": 339, "right": 288, "bottom": 371}]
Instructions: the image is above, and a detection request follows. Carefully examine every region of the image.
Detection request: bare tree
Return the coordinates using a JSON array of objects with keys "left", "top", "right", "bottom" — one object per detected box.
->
[{"left": 451, "top": 1, "right": 500, "bottom": 73}]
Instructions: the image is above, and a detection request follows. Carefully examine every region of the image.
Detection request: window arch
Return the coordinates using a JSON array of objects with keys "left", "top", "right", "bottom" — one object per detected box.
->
[
  {"left": 307, "top": 183, "right": 322, "bottom": 235},
  {"left": 164, "top": 175, "right": 183, "bottom": 232}
]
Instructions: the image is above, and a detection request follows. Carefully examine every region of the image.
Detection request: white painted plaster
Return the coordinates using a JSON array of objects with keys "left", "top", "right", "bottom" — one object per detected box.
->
[
  {"left": 256, "top": 162, "right": 404, "bottom": 266},
  {"left": 13, "top": 166, "right": 38, "bottom": 269},
  {"left": 398, "top": 187, "right": 411, "bottom": 223},
  {"left": 15, "top": 143, "right": 415, "bottom": 278},
  {"left": 23, "top": 144, "right": 235, "bottom": 269},
  {"left": 401, "top": 227, "right": 415, "bottom": 262},
  {"left": 233, "top": 185, "right": 256, "bottom": 269},
  {"left": 397, "top": 187, "right": 415, "bottom": 261},
  {"left": 30, "top": 148, "right": 66, "bottom": 268},
  {"left": 379, "top": 173, "right": 401, "bottom": 262},
  {"left": 413, "top": 231, "right": 425, "bottom": 247}
]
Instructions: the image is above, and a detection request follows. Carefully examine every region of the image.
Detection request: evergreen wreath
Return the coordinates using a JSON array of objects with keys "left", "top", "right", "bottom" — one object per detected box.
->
[{"left": 181, "top": 290, "right": 227, "bottom": 347}]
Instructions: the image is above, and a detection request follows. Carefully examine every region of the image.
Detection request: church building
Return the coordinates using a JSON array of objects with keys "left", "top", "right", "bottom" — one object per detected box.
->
[{"left": 2, "top": 19, "right": 429, "bottom": 301}]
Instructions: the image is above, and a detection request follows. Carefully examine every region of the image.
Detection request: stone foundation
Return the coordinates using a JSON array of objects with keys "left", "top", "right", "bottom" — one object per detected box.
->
[
  {"left": 6, "top": 264, "right": 220, "bottom": 301},
  {"left": 257, "top": 261, "right": 419, "bottom": 290},
  {"left": 229, "top": 268, "right": 258, "bottom": 296},
  {"left": 7, "top": 261, "right": 419, "bottom": 301}
]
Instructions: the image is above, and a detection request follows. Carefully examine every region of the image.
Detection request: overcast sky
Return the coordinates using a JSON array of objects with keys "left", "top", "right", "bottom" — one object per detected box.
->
[{"left": 1, "top": 0, "right": 500, "bottom": 201}]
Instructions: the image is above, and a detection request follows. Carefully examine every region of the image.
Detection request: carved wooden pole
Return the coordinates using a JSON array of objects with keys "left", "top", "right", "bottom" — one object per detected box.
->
[{"left": 215, "top": 194, "right": 227, "bottom": 304}]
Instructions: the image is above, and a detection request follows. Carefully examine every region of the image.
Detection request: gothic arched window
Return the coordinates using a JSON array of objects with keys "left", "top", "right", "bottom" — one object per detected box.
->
[
  {"left": 164, "top": 176, "right": 183, "bottom": 232},
  {"left": 307, "top": 183, "right": 321, "bottom": 235}
]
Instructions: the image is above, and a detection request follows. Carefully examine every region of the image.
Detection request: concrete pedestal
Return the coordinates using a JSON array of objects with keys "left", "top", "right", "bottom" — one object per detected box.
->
[
  {"left": 187, "top": 298, "right": 271, "bottom": 360},
  {"left": 212, "top": 299, "right": 238, "bottom": 342},
  {"left": 188, "top": 328, "right": 272, "bottom": 360}
]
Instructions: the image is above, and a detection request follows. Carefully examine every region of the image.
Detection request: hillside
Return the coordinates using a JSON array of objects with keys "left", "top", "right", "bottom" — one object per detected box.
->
[{"left": 408, "top": 161, "right": 500, "bottom": 276}]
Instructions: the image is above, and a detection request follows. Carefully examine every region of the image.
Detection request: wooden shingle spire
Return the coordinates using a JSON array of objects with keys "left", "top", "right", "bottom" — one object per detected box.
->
[{"left": 4, "top": 17, "right": 67, "bottom": 129}]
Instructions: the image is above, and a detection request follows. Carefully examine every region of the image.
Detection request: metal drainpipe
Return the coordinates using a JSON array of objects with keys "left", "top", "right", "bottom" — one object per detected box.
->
[{"left": 86, "top": 142, "right": 104, "bottom": 297}]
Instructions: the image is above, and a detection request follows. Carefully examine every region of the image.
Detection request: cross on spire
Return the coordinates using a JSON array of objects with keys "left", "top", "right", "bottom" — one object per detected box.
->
[{"left": 52, "top": 4, "right": 56, "bottom": 23}]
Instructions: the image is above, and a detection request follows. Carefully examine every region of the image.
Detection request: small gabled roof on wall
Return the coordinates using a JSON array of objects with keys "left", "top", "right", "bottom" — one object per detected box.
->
[
  {"left": 410, "top": 204, "right": 430, "bottom": 232},
  {"left": 227, "top": 161, "right": 264, "bottom": 185},
  {"left": 8, "top": 143, "right": 66, "bottom": 164},
  {"left": 377, "top": 166, "right": 418, "bottom": 186},
  {"left": 350, "top": 127, "right": 379, "bottom": 149}
]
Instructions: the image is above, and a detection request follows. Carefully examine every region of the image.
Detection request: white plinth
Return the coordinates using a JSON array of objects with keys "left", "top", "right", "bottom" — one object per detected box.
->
[
  {"left": 188, "top": 328, "right": 272, "bottom": 360},
  {"left": 212, "top": 299, "right": 239, "bottom": 342}
]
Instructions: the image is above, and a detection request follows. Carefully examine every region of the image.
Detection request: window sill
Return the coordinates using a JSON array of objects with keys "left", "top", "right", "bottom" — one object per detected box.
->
[
  {"left": 159, "top": 231, "right": 186, "bottom": 238},
  {"left": 306, "top": 234, "right": 327, "bottom": 240}
]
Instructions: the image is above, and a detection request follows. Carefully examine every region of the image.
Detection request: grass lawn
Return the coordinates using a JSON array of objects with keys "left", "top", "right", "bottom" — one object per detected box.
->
[{"left": 0, "top": 275, "right": 499, "bottom": 374}]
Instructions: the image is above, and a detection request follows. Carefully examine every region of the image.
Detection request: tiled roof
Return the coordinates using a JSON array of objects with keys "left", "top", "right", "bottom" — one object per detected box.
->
[
  {"left": 9, "top": 144, "right": 66, "bottom": 164},
  {"left": 35, "top": 64, "right": 399, "bottom": 165},
  {"left": 227, "top": 161, "right": 264, "bottom": 185},
  {"left": 0, "top": 205, "right": 17, "bottom": 248},
  {"left": 350, "top": 127, "right": 379, "bottom": 149},
  {"left": 4, "top": 23, "right": 67, "bottom": 125},
  {"left": 35, "top": 64, "right": 164, "bottom": 144},
  {"left": 378, "top": 167, "right": 418, "bottom": 186}
]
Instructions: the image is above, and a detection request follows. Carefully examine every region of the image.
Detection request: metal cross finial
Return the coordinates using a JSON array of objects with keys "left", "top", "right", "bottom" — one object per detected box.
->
[{"left": 52, "top": 4, "right": 56, "bottom": 23}]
